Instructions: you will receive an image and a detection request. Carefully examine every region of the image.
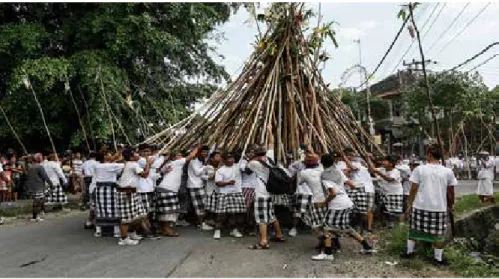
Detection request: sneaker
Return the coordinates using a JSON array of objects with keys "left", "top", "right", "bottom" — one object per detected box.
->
[
  {"left": 311, "top": 253, "right": 334, "bottom": 262},
  {"left": 113, "top": 232, "right": 121, "bottom": 238},
  {"left": 94, "top": 231, "right": 102, "bottom": 237},
  {"left": 30, "top": 218, "right": 38, "bottom": 222},
  {"left": 213, "top": 230, "right": 221, "bottom": 240},
  {"left": 84, "top": 223, "right": 95, "bottom": 230},
  {"left": 361, "top": 248, "right": 377, "bottom": 254},
  {"left": 231, "top": 229, "right": 243, "bottom": 238},
  {"left": 144, "top": 234, "right": 161, "bottom": 240},
  {"left": 129, "top": 232, "right": 143, "bottom": 241},
  {"left": 36, "top": 217, "right": 44, "bottom": 222},
  {"left": 0, "top": 217, "right": 4, "bottom": 225},
  {"left": 432, "top": 258, "right": 448, "bottom": 266},
  {"left": 201, "top": 222, "right": 214, "bottom": 231},
  {"left": 118, "top": 237, "right": 139, "bottom": 246},
  {"left": 289, "top": 227, "right": 297, "bottom": 237}
]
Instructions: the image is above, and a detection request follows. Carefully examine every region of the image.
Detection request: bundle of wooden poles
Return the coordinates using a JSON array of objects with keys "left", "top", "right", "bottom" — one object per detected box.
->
[{"left": 143, "top": 3, "right": 384, "bottom": 166}]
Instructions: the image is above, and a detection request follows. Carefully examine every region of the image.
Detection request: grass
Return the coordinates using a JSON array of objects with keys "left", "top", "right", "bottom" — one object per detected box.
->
[
  {"left": 454, "top": 193, "right": 498, "bottom": 215},
  {"left": 384, "top": 220, "right": 498, "bottom": 278}
]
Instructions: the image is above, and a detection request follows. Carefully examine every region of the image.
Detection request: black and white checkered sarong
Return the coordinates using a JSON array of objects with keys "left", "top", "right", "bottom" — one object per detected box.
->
[
  {"left": 381, "top": 194, "right": 403, "bottom": 215},
  {"left": 95, "top": 182, "right": 118, "bottom": 219},
  {"left": 242, "top": 188, "right": 255, "bottom": 209},
  {"left": 116, "top": 191, "right": 146, "bottom": 224},
  {"left": 215, "top": 192, "right": 246, "bottom": 214},
  {"left": 304, "top": 204, "right": 327, "bottom": 228},
  {"left": 188, "top": 187, "right": 206, "bottom": 216},
  {"left": 47, "top": 184, "right": 68, "bottom": 205},
  {"left": 138, "top": 192, "right": 155, "bottom": 214},
  {"left": 346, "top": 187, "right": 368, "bottom": 214},
  {"left": 324, "top": 207, "right": 353, "bottom": 231},
  {"left": 155, "top": 191, "right": 180, "bottom": 222},
  {"left": 254, "top": 197, "right": 276, "bottom": 224},
  {"left": 272, "top": 194, "right": 292, "bottom": 207},
  {"left": 410, "top": 208, "right": 447, "bottom": 236},
  {"left": 204, "top": 190, "right": 219, "bottom": 213},
  {"left": 292, "top": 194, "right": 312, "bottom": 218},
  {"left": 90, "top": 189, "right": 96, "bottom": 211}
]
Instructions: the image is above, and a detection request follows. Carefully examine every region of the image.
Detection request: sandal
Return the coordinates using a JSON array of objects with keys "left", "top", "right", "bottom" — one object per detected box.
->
[
  {"left": 270, "top": 236, "right": 286, "bottom": 243},
  {"left": 248, "top": 243, "right": 270, "bottom": 250}
]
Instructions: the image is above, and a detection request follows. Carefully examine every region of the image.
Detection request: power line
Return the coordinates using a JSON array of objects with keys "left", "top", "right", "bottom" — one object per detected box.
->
[
  {"left": 352, "top": 12, "right": 412, "bottom": 90},
  {"left": 421, "top": 3, "right": 447, "bottom": 39},
  {"left": 434, "top": 3, "right": 491, "bottom": 56},
  {"left": 386, "top": 3, "right": 441, "bottom": 76},
  {"left": 467, "top": 54, "right": 498, "bottom": 72},
  {"left": 426, "top": 2, "right": 470, "bottom": 54},
  {"left": 444, "top": 42, "right": 498, "bottom": 73}
]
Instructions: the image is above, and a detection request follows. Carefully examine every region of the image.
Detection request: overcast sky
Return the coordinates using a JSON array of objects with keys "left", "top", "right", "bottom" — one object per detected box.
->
[{"left": 210, "top": 2, "right": 499, "bottom": 90}]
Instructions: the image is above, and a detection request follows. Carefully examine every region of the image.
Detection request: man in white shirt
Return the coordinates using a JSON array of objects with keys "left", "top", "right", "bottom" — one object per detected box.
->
[
  {"left": 402, "top": 144, "right": 457, "bottom": 265},
  {"left": 373, "top": 155, "right": 404, "bottom": 228},
  {"left": 82, "top": 152, "right": 98, "bottom": 229},
  {"left": 350, "top": 156, "right": 376, "bottom": 234},
  {"left": 187, "top": 145, "right": 213, "bottom": 231},
  {"left": 213, "top": 152, "right": 246, "bottom": 239},
  {"left": 395, "top": 159, "right": 412, "bottom": 213},
  {"left": 476, "top": 152, "right": 495, "bottom": 203},
  {"left": 137, "top": 146, "right": 158, "bottom": 228},
  {"left": 0, "top": 161, "right": 12, "bottom": 225},
  {"left": 43, "top": 153, "right": 68, "bottom": 207},
  {"left": 313, "top": 153, "right": 374, "bottom": 261},
  {"left": 247, "top": 125, "right": 285, "bottom": 249},
  {"left": 156, "top": 146, "right": 199, "bottom": 237},
  {"left": 240, "top": 150, "right": 257, "bottom": 235}
]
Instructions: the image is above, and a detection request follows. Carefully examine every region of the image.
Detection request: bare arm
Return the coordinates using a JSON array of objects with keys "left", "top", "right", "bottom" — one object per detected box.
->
[
  {"left": 447, "top": 186, "right": 455, "bottom": 209},
  {"left": 405, "top": 182, "right": 419, "bottom": 215}
]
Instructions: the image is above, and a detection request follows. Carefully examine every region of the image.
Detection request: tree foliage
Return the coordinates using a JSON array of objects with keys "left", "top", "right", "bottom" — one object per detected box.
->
[{"left": 0, "top": 3, "right": 239, "bottom": 153}]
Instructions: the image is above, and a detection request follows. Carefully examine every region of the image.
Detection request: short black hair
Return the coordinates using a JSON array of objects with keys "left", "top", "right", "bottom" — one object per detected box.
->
[
  {"left": 96, "top": 152, "right": 105, "bottom": 163},
  {"left": 321, "top": 153, "right": 336, "bottom": 168},
  {"left": 88, "top": 151, "right": 96, "bottom": 159},
  {"left": 384, "top": 155, "right": 398, "bottom": 167},
  {"left": 201, "top": 145, "right": 210, "bottom": 151},
  {"left": 122, "top": 148, "right": 134, "bottom": 161},
  {"left": 426, "top": 144, "right": 442, "bottom": 160}
]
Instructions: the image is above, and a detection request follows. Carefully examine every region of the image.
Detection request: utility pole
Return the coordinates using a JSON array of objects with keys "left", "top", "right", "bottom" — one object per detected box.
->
[{"left": 408, "top": 3, "right": 445, "bottom": 165}]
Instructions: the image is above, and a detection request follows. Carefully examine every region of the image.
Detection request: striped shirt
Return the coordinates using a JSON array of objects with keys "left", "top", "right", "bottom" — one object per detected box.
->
[{"left": 72, "top": 159, "right": 83, "bottom": 176}]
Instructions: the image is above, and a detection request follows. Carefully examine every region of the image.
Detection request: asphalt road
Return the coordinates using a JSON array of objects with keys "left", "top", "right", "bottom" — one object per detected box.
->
[{"left": 0, "top": 180, "right": 495, "bottom": 277}]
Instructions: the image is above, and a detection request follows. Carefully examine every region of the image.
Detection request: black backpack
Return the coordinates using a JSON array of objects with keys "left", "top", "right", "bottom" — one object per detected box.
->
[{"left": 259, "top": 159, "right": 293, "bottom": 195}]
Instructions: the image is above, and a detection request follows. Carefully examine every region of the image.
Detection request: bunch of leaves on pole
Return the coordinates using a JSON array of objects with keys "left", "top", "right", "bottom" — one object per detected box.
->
[{"left": 0, "top": 3, "right": 239, "bottom": 153}]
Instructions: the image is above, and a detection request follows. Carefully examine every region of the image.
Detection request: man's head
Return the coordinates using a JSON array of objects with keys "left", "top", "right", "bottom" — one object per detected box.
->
[
  {"left": 88, "top": 151, "right": 96, "bottom": 159},
  {"left": 198, "top": 145, "right": 210, "bottom": 160},
  {"left": 426, "top": 144, "right": 443, "bottom": 161},
  {"left": 8, "top": 153, "right": 17, "bottom": 163},
  {"left": 122, "top": 148, "right": 139, "bottom": 162},
  {"left": 47, "top": 153, "right": 57, "bottom": 161},
  {"left": 252, "top": 145, "right": 267, "bottom": 157},
  {"left": 343, "top": 147, "right": 355, "bottom": 160},
  {"left": 222, "top": 151, "right": 235, "bottom": 167},
  {"left": 382, "top": 155, "right": 398, "bottom": 170},
  {"left": 74, "top": 152, "right": 82, "bottom": 160},
  {"left": 321, "top": 153, "right": 336, "bottom": 169},
  {"left": 304, "top": 152, "right": 320, "bottom": 167},
  {"left": 209, "top": 151, "right": 222, "bottom": 166},
  {"left": 33, "top": 153, "right": 43, "bottom": 163}
]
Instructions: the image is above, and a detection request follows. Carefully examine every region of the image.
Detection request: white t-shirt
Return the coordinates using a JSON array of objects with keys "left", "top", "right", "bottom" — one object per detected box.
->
[
  {"left": 82, "top": 159, "right": 97, "bottom": 177},
  {"left": 409, "top": 163, "right": 458, "bottom": 212},
  {"left": 72, "top": 159, "right": 83, "bottom": 176},
  {"left": 247, "top": 150, "right": 274, "bottom": 199},
  {"left": 137, "top": 157, "right": 154, "bottom": 193},
  {"left": 43, "top": 161, "right": 67, "bottom": 186},
  {"left": 289, "top": 160, "right": 312, "bottom": 196},
  {"left": 380, "top": 168, "right": 403, "bottom": 195},
  {"left": 187, "top": 158, "right": 205, "bottom": 189},
  {"left": 90, "top": 162, "right": 125, "bottom": 192},
  {"left": 158, "top": 158, "right": 186, "bottom": 193},
  {"left": 240, "top": 159, "right": 257, "bottom": 189},
  {"left": 215, "top": 165, "right": 242, "bottom": 194},
  {"left": 297, "top": 166, "right": 324, "bottom": 203},
  {"left": 203, "top": 165, "right": 217, "bottom": 193},
  {"left": 396, "top": 164, "right": 412, "bottom": 195},
  {"left": 336, "top": 161, "right": 347, "bottom": 173},
  {"left": 117, "top": 161, "right": 143, "bottom": 188},
  {"left": 351, "top": 162, "right": 374, "bottom": 193},
  {"left": 323, "top": 180, "right": 354, "bottom": 210}
]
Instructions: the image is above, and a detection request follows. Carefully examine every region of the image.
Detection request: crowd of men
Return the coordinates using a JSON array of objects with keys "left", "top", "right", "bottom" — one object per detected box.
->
[{"left": 0, "top": 131, "right": 496, "bottom": 264}]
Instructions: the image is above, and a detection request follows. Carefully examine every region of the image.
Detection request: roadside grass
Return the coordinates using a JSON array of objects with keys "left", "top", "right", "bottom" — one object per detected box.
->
[
  {"left": 383, "top": 194, "right": 498, "bottom": 278},
  {"left": 454, "top": 193, "right": 498, "bottom": 215}
]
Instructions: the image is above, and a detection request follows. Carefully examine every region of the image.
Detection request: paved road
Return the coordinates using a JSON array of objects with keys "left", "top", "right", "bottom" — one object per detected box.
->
[{"left": 0, "top": 180, "right": 494, "bottom": 277}]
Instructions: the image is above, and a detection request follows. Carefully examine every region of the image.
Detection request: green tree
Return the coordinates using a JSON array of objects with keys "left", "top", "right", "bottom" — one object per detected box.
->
[
  {"left": 0, "top": 3, "right": 239, "bottom": 153},
  {"left": 402, "top": 71, "right": 495, "bottom": 153}
]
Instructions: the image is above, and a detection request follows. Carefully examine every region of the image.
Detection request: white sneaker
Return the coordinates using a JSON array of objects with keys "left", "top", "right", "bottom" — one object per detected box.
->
[
  {"left": 213, "top": 230, "right": 221, "bottom": 240},
  {"left": 201, "top": 222, "right": 214, "bottom": 231},
  {"left": 289, "top": 227, "right": 297, "bottom": 237},
  {"left": 94, "top": 232, "right": 102, "bottom": 237},
  {"left": 231, "top": 229, "right": 243, "bottom": 238},
  {"left": 311, "top": 253, "right": 334, "bottom": 261},
  {"left": 0, "top": 217, "right": 4, "bottom": 225},
  {"left": 30, "top": 218, "right": 38, "bottom": 222},
  {"left": 129, "top": 232, "right": 143, "bottom": 241},
  {"left": 118, "top": 237, "right": 139, "bottom": 246},
  {"left": 113, "top": 233, "right": 121, "bottom": 238}
]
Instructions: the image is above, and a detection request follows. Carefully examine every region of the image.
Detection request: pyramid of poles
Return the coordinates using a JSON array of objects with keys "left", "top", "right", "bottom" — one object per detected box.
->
[{"left": 144, "top": 3, "right": 384, "bottom": 165}]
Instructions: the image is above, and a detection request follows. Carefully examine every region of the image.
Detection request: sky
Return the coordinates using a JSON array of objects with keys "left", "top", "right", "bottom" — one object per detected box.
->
[{"left": 209, "top": 2, "right": 499, "bottom": 90}]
